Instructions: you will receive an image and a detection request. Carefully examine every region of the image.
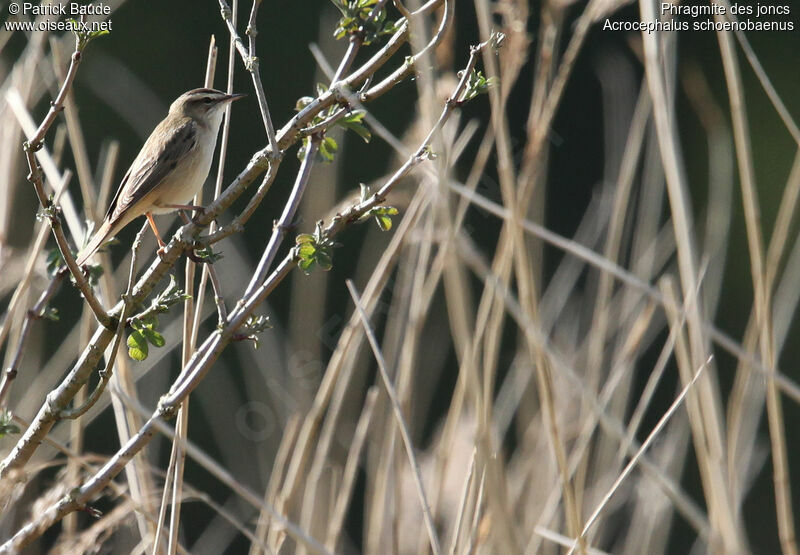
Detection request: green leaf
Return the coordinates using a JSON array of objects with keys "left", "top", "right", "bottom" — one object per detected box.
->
[
  {"left": 89, "top": 29, "right": 110, "bottom": 40},
  {"left": 340, "top": 120, "right": 371, "bottom": 142},
  {"left": 127, "top": 331, "right": 149, "bottom": 361},
  {"left": 342, "top": 111, "right": 366, "bottom": 124},
  {"left": 376, "top": 215, "right": 392, "bottom": 231},
  {"left": 195, "top": 245, "right": 223, "bottom": 263},
  {"left": 297, "top": 243, "right": 317, "bottom": 259},
  {"left": 0, "top": 412, "right": 20, "bottom": 438},
  {"left": 0, "top": 422, "right": 20, "bottom": 437},
  {"left": 368, "top": 206, "right": 398, "bottom": 231},
  {"left": 295, "top": 96, "right": 315, "bottom": 112},
  {"left": 299, "top": 257, "right": 316, "bottom": 274},
  {"left": 294, "top": 220, "right": 339, "bottom": 274},
  {"left": 373, "top": 206, "right": 398, "bottom": 215},
  {"left": 316, "top": 250, "right": 333, "bottom": 271},
  {"left": 43, "top": 307, "right": 60, "bottom": 322},
  {"left": 142, "top": 328, "right": 166, "bottom": 348},
  {"left": 331, "top": 0, "right": 394, "bottom": 44},
  {"left": 490, "top": 31, "right": 507, "bottom": 50},
  {"left": 318, "top": 136, "right": 338, "bottom": 163},
  {"left": 150, "top": 274, "right": 191, "bottom": 313},
  {"left": 138, "top": 314, "right": 159, "bottom": 330},
  {"left": 69, "top": 18, "right": 110, "bottom": 49},
  {"left": 297, "top": 137, "right": 312, "bottom": 162},
  {"left": 87, "top": 264, "right": 104, "bottom": 286},
  {"left": 241, "top": 314, "right": 272, "bottom": 349},
  {"left": 460, "top": 69, "right": 499, "bottom": 103},
  {"left": 419, "top": 145, "right": 437, "bottom": 160},
  {"left": 46, "top": 248, "right": 65, "bottom": 277},
  {"left": 337, "top": 112, "right": 371, "bottom": 142}
]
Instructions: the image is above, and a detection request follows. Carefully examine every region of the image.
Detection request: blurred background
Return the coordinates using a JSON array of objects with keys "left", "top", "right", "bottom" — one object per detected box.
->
[{"left": 1, "top": 0, "right": 799, "bottom": 553}]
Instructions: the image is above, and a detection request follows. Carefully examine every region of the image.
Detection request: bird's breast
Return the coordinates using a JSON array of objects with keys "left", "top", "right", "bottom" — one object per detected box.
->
[{"left": 149, "top": 128, "right": 217, "bottom": 213}]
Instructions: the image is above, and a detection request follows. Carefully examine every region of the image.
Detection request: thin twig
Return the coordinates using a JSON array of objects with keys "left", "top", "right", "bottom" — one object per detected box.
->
[
  {"left": 716, "top": 24, "right": 796, "bottom": 553},
  {"left": 163, "top": 37, "right": 222, "bottom": 555},
  {"left": 361, "top": 0, "right": 453, "bottom": 103},
  {"left": 58, "top": 223, "right": 149, "bottom": 420},
  {"left": 21, "top": 21, "right": 112, "bottom": 329},
  {"left": 448, "top": 448, "right": 477, "bottom": 555},
  {"left": 566, "top": 358, "right": 712, "bottom": 555},
  {"left": 218, "top": 0, "right": 279, "bottom": 155},
  {"left": 324, "top": 34, "right": 490, "bottom": 240},
  {"left": 330, "top": 0, "right": 391, "bottom": 85},
  {"left": 238, "top": 137, "right": 319, "bottom": 304},
  {"left": 194, "top": 30, "right": 236, "bottom": 332},
  {"left": 445, "top": 178, "right": 800, "bottom": 403},
  {"left": 205, "top": 263, "right": 229, "bottom": 325},
  {"left": 346, "top": 281, "right": 441, "bottom": 555},
  {"left": 0, "top": 272, "right": 64, "bottom": 408},
  {"left": 393, "top": 0, "right": 411, "bottom": 19},
  {"left": 197, "top": 162, "right": 279, "bottom": 246},
  {"left": 27, "top": 28, "right": 83, "bottom": 151},
  {"left": 324, "top": 387, "right": 379, "bottom": 551}
]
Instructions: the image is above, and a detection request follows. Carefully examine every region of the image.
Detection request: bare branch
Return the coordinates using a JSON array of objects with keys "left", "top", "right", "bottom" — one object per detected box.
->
[
  {"left": 218, "top": 0, "right": 279, "bottom": 155},
  {"left": 58, "top": 222, "right": 149, "bottom": 420}
]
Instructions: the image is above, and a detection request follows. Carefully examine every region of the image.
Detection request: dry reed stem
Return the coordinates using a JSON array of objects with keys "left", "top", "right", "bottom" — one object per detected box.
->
[{"left": 716, "top": 25, "right": 796, "bottom": 554}]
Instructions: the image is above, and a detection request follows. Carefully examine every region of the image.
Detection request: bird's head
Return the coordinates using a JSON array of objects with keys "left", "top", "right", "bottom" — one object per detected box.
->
[{"left": 170, "top": 88, "right": 246, "bottom": 126}]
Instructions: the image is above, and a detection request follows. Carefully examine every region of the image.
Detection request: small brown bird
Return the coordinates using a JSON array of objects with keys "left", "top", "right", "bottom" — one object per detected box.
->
[{"left": 76, "top": 88, "right": 245, "bottom": 265}]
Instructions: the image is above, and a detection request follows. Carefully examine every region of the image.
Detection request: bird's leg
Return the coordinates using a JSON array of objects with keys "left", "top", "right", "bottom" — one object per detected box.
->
[{"left": 146, "top": 212, "right": 168, "bottom": 258}]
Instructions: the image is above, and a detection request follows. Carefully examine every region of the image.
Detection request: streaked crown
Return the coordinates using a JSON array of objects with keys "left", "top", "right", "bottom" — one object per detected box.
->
[{"left": 170, "top": 88, "right": 245, "bottom": 118}]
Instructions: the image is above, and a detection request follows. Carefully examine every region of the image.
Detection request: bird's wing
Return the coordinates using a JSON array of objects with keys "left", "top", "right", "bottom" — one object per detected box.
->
[{"left": 104, "top": 117, "right": 197, "bottom": 225}]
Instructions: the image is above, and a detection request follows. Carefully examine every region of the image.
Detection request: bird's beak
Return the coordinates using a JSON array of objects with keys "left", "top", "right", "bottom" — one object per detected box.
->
[{"left": 225, "top": 93, "right": 247, "bottom": 102}]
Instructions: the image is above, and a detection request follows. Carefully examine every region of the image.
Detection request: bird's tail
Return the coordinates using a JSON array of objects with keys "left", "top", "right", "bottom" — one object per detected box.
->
[{"left": 75, "top": 220, "right": 114, "bottom": 266}]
